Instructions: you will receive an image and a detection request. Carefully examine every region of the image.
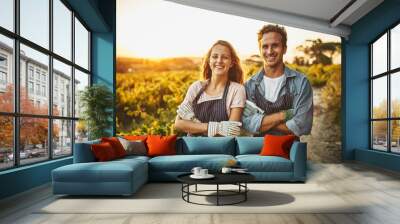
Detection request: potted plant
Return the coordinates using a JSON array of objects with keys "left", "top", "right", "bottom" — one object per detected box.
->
[{"left": 79, "top": 84, "right": 113, "bottom": 140}]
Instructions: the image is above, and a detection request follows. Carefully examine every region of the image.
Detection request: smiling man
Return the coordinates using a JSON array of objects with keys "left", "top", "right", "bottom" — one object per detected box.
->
[{"left": 242, "top": 24, "right": 313, "bottom": 137}]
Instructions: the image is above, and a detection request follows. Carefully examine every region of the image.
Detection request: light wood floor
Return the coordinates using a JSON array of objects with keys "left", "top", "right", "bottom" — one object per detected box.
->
[{"left": 1, "top": 162, "right": 400, "bottom": 224}]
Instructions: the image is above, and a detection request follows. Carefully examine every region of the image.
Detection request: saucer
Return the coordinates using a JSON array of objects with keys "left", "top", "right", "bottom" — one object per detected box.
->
[{"left": 190, "top": 174, "right": 215, "bottom": 179}]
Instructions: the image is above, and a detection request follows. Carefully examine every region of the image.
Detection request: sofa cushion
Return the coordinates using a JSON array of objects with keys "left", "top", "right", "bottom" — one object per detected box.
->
[
  {"left": 178, "top": 137, "right": 235, "bottom": 155},
  {"left": 260, "top": 135, "right": 297, "bottom": 159},
  {"left": 91, "top": 142, "right": 118, "bottom": 161},
  {"left": 148, "top": 154, "right": 235, "bottom": 172},
  {"left": 52, "top": 159, "right": 147, "bottom": 183},
  {"left": 235, "top": 137, "right": 263, "bottom": 155},
  {"left": 101, "top": 137, "right": 127, "bottom": 158},
  {"left": 118, "top": 137, "right": 147, "bottom": 156},
  {"left": 147, "top": 135, "right": 177, "bottom": 157},
  {"left": 236, "top": 155, "right": 293, "bottom": 172}
]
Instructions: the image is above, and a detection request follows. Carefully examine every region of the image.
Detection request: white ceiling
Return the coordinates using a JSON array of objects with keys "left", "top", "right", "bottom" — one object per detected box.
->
[{"left": 166, "top": 0, "right": 384, "bottom": 38}]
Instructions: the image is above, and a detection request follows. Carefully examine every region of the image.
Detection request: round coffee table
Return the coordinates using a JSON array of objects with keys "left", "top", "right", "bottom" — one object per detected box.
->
[{"left": 177, "top": 172, "right": 255, "bottom": 206}]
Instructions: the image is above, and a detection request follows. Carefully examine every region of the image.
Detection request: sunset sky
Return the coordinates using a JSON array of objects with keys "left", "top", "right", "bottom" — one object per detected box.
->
[{"left": 117, "top": 0, "right": 341, "bottom": 62}]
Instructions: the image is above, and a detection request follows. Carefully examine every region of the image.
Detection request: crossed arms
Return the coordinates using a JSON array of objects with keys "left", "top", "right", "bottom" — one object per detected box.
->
[{"left": 174, "top": 102, "right": 243, "bottom": 136}]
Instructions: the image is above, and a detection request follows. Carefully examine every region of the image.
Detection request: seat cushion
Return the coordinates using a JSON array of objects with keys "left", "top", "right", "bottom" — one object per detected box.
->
[
  {"left": 236, "top": 155, "right": 293, "bottom": 172},
  {"left": 118, "top": 155, "right": 150, "bottom": 162},
  {"left": 52, "top": 159, "right": 147, "bottom": 183},
  {"left": 149, "top": 154, "right": 235, "bottom": 172}
]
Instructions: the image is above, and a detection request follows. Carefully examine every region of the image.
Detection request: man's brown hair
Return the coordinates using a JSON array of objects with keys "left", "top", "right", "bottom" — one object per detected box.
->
[{"left": 257, "top": 24, "right": 287, "bottom": 48}]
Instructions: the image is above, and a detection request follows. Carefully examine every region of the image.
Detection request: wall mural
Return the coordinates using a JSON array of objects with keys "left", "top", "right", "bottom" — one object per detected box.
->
[{"left": 116, "top": 0, "right": 342, "bottom": 162}]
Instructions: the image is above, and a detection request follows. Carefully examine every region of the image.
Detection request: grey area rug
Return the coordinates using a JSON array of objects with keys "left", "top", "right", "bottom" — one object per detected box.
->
[{"left": 38, "top": 183, "right": 362, "bottom": 214}]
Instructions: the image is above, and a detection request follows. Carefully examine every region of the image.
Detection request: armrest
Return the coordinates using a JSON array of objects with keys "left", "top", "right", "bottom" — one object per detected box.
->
[
  {"left": 289, "top": 141, "right": 307, "bottom": 181},
  {"left": 73, "top": 140, "right": 100, "bottom": 163}
]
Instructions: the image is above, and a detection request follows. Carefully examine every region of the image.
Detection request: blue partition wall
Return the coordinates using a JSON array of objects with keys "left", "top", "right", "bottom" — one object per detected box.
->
[
  {"left": 0, "top": 0, "right": 116, "bottom": 200},
  {"left": 343, "top": 0, "right": 400, "bottom": 171}
]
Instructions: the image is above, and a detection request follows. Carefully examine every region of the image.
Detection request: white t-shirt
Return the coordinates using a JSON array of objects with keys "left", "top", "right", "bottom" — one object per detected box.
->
[
  {"left": 263, "top": 75, "right": 285, "bottom": 103},
  {"left": 181, "top": 80, "right": 246, "bottom": 117}
]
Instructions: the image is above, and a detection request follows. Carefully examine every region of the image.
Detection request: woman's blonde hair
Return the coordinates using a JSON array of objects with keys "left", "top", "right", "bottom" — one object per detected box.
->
[{"left": 201, "top": 40, "right": 243, "bottom": 84}]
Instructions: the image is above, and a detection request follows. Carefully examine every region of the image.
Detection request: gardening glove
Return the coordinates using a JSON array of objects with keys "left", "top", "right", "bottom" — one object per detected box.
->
[
  {"left": 208, "top": 121, "right": 242, "bottom": 137},
  {"left": 177, "top": 102, "right": 200, "bottom": 122},
  {"left": 284, "top": 109, "right": 294, "bottom": 121},
  {"left": 243, "top": 100, "right": 264, "bottom": 117}
]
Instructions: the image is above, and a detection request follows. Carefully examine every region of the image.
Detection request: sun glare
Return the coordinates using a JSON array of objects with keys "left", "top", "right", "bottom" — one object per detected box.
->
[{"left": 117, "top": 0, "right": 340, "bottom": 60}]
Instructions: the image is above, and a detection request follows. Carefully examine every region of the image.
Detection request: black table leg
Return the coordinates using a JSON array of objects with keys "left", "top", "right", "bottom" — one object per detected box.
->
[
  {"left": 245, "top": 183, "right": 247, "bottom": 201},
  {"left": 216, "top": 184, "right": 219, "bottom": 206}
]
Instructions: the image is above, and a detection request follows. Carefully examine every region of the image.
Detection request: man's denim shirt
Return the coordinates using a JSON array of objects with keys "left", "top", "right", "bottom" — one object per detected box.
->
[{"left": 242, "top": 66, "right": 313, "bottom": 136}]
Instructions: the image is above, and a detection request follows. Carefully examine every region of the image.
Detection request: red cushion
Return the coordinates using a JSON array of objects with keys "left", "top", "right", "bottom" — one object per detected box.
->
[
  {"left": 146, "top": 135, "right": 177, "bottom": 157},
  {"left": 260, "top": 135, "right": 297, "bottom": 159},
  {"left": 91, "top": 142, "right": 117, "bottom": 161},
  {"left": 101, "top": 137, "right": 127, "bottom": 158}
]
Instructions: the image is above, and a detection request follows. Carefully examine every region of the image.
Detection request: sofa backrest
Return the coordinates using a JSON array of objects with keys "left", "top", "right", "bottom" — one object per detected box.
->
[
  {"left": 74, "top": 137, "right": 266, "bottom": 162},
  {"left": 73, "top": 139, "right": 100, "bottom": 163},
  {"left": 177, "top": 137, "right": 236, "bottom": 155},
  {"left": 235, "top": 137, "right": 264, "bottom": 155}
]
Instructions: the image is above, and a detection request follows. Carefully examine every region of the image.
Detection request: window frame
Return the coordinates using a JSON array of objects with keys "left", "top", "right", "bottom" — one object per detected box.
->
[
  {"left": 370, "top": 21, "right": 400, "bottom": 154},
  {"left": 0, "top": 0, "right": 92, "bottom": 171}
]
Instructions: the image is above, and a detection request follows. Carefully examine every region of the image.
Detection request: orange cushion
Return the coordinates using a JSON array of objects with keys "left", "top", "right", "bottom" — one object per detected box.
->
[
  {"left": 101, "top": 137, "right": 127, "bottom": 158},
  {"left": 146, "top": 135, "right": 177, "bottom": 157},
  {"left": 124, "top": 135, "right": 147, "bottom": 142},
  {"left": 260, "top": 135, "right": 297, "bottom": 159},
  {"left": 91, "top": 142, "right": 117, "bottom": 161}
]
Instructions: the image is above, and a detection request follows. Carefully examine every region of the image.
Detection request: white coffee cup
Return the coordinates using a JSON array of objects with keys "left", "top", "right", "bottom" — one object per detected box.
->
[
  {"left": 221, "top": 167, "right": 232, "bottom": 174},
  {"left": 191, "top": 167, "right": 202, "bottom": 176},
  {"left": 200, "top": 169, "right": 208, "bottom": 176}
]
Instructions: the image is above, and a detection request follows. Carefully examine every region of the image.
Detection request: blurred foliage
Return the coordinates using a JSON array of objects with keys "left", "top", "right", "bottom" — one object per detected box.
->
[
  {"left": 296, "top": 38, "right": 341, "bottom": 65},
  {"left": 117, "top": 70, "right": 199, "bottom": 135}
]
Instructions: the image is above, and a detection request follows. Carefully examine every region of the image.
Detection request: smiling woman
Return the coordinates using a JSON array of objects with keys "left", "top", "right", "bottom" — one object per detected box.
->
[{"left": 174, "top": 40, "right": 246, "bottom": 137}]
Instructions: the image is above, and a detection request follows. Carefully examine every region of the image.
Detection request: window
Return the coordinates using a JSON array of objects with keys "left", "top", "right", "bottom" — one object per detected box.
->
[
  {"left": 28, "top": 81, "right": 34, "bottom": 94},
  {"left": 53, "top": 119, "right": 72, "bottom": 158},
  {"left": 0, "top": 0, "right": 14, "bottom": 32},
  {"left": 41, "top": 73, "right": 46, "bottom": 83},
  {"left": 75, "top": 18, "right": 89, "bottom": 70},
  {"left": 36, "top": 83, "right": 40, "bottom": 95},
  {"left": 0, "top": 34, "right": 13, "bottom": 113},
  {"left": 0, "top": 116, "right": 13, "bottom": 170},
  {"left": 20, "top": 0, "right": 49, "bottom": 49},
  {"left": 0, "top": 54, "right": 7, "bottom": 67},
  {"left": 0, "top": 0, "right": 91, "bottom": 170},
  {"left": 35, "top": 70, "right": 41, "bottom": 81},
  {"left": 74, "top": 69, "right": 89, "bottom": 118},
  {"left": 0, "top": 54, "right": 7, "bottom": 86},
  {"left": 42, "top": 85, "right": 46, "bottom": 97},
  {"left": 28, "top": 67, "right": 34, "bottom": 80},
  {"left": 53, "top": 0, "right": 72, "bottom": 60},
  {"left": 53, "top": 59, "right": 72, "bottom": 116},
  {"left": 371, "top": 23, "right": 400, "bottom": 154}
]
